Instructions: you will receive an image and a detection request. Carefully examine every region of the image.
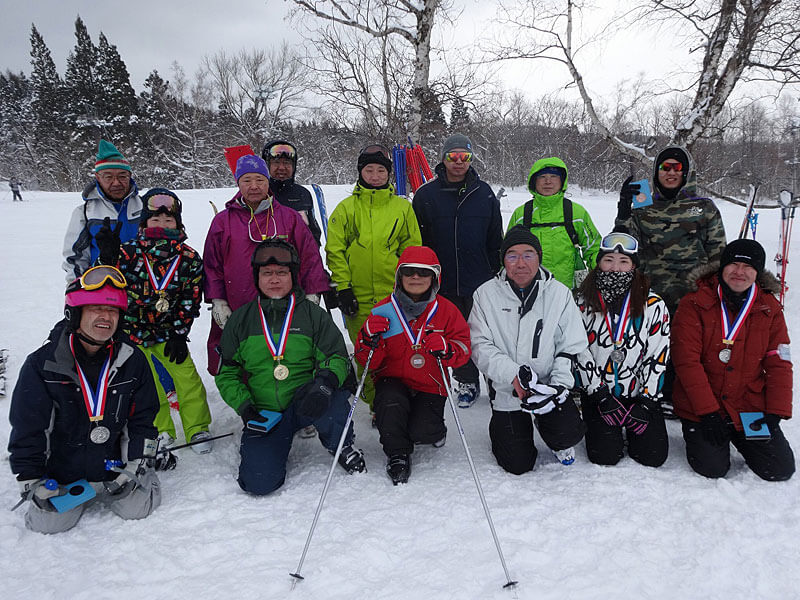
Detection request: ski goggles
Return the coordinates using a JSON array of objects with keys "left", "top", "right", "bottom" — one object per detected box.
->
[
  {"left": 266, "top": 144, "right": 296, "bottom": 160},
  {"left": 146, "top": 193, "right": 181, "bottom": 214},
  {"left": 444, "top": 151, "right": 472, "bottom": 163},
  {"left": 398, "top": 266, "right": 435, "bottom": 278},
  {"left": 658, "top": 161, "right": 683, "bottom": 172},
  {"left": 252, "top": 243, "right": 296, "bottom": 268},
  {"left": 600, "top": 232, "right": 639, "bottom": 255},
  {"left": 360, "top": 144, "right": 391, "bottom": 158},
  {"left": 77, "top": 265, "right": 127, "bottom": 291}
]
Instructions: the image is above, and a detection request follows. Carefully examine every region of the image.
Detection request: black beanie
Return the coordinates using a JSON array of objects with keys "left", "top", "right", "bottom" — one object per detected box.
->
[
  {"left": 501, "top": 226, "right": 543, "bottom": 260},
  {"left": 720, "top": 239, "right": 766, "bottom": 274},
  {"left": 357, "top": 145, "right": 393, "bottom": 174}
]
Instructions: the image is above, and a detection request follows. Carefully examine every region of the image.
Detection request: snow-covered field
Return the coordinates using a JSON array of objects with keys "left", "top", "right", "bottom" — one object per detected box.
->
[{"left": 1, "top": 183, "right": 798, "bottom": 600}]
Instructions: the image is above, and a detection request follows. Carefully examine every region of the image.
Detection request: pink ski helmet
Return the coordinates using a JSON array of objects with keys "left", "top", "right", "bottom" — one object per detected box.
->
[{"left": 64, "top": 265, "right": 128, "bottom": 330}]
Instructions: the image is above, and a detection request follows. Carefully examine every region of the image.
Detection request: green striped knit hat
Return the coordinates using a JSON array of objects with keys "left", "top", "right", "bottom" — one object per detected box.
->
[{"left": 94, "top": 139, "right": 131, "bottom": 172}]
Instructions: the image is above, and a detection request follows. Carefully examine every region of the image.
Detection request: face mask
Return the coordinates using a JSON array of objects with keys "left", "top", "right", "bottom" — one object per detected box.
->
[{"left": 595, "top": 270, "right": 634, "bottom": 304}]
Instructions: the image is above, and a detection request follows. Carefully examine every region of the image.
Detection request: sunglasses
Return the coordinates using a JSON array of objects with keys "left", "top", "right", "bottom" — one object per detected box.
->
[
  {"left": 444, "top": 151, "right": 472, "bottom": 163},
  {"left": 399, "top": 266, "right": 434, "bottom": 278},
  {"left": 600, "top": 232, "right": 639, "bottom": 254},
  {"left": 146, "top": 193, "right": 180, "bottom": 213},
  {"left": 360, "top": 144, "right": 391, "bottom": 158},
  {"left": 267, "top": 144, "right": 296, "bottom": 160},
  {"left": 79, "top": 265, "right": 127, "bottom": 290},
  {"left": 658, "top": 162, "right": 683, "bottom": 172},
  {"left": 505, "top": 251, "right": 538, "bottom": 264}
]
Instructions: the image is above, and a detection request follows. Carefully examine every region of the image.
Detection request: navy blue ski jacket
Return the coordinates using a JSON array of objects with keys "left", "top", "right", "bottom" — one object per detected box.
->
[
  {"left": 412, "top": 164, "right": 503, "bottom": 297},
  {"left": 270, "top": 178, "right": 323, "bottom": 246},
  {"left": 8, "top": 321, "right": 158, "bottom": 484}
]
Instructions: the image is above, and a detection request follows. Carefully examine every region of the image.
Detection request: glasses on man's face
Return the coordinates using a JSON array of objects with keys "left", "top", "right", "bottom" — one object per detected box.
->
[
  {"left": 260, "top": 267, "right": 292, "bottom": 278},
  {"left": 505, "top": 251, "right": 538, "bottom": 264},
  {"left": 444, "top": 151, "right": 472, "bottom": 163},
  {"left": 659, "top": 162, "right": 683, "bottom": 172},
  {"left": 98, "top": 172, "right": 131, "bottom": 184}
]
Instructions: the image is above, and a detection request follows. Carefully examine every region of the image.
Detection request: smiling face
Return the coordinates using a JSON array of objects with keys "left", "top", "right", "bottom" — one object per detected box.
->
[
  {"left": 400, "top": 270, "right": 434, "bottom": 300},
  {"left": 504, "top": 244, "right": 540, "bottom": 289},
  {"left": 95, "top": 169, "right": 132, "bottom": 202},
  {"left": 657, "top": 159, "right": 684, "bottom": 190},
  {"left": 721, "top": 262, "right": 757, "bottom": 293},
  {"left": 443, "top": 147, "right": 471, "bottom": 182},
  {"left": 598, "top": 252, "right": 634, "bottom": 273},
  {"left": 258, "top": 265, "right": 293, "bottom": 299},
  {"left": 360, "top": 164, "right": 389, "bottom": 187},
  {"left": 268, "top": 157, "right": 294, "bottom": 181},
  {"left": 146, "top": 213, "right": 178, "bottom": 229},
  {"left": 78, "top": 304, "right": 120, "bottom": 343},
  {"left": 534, "top": 173, "right": 562, "bottom": 197}
]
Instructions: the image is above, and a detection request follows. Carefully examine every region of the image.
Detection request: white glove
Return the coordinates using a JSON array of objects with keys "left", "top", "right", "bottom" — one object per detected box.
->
[
  {"left": 520, "top": 383, "right": 568, "bottom": 415},
  {"left": 211, "top": 299, "right": 232, "bottom": 329},
  {"left": 518, "top": 364, "right": 538, "bottom": 391},
  {"left": 18, "top": 478, "right": 61, "bottom": 501},
  {"left": 306, "top": 293, "right": 320, "bottom": 305}
]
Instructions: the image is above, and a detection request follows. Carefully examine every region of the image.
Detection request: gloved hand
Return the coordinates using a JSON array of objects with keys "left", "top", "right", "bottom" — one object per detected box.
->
[
  {"left": 519, "top": 383, "right": 568, "bottom": 415},
  {"left": 306, "top": 293, "right": 320, "bottom": 305},
  {"left": 338, "top": 288, "right": 359, "bottom": 317},
  {"left": 616, "top": 176, "right": 639, "bottom": 222},
  {"left": 624, "top": 397, "right": 653, "bottom": 435},
  {"left": 517, "top": 364, "right": 538, "bottom": 392},
  {"left": 154, "top": 451, "right": 177, "bottom": 471},
  {"left": 293, "top": 370, "right": 337, "bottom": 420},
  {"left": 595, "top": 388, "right": 629, "bottom": 427},
  {"left": 17, "top": 478, "right": 64, "bottom": 511},
  {"left": 700, "top": 412, "right": 729, "bottom": 446},
  {"left": 95, "top": 217, "right": 122, "bottom": 265},
  {"left": 322, "top": 289, "right": 339, "bottom": 311},
  {"left": 211, "top": 298, "right": 232, "bottom": 329},
  {"left": 163, "top": 334, "right": 188, "bottom": 364},
  {"left": 359, "top": 314, "right": 389, "bottom": 348},
  {"left": 749, "top": 413, "right": 782, "bottom": 434},
  {"left": 422, "top": 333, "right": 452, "bottom": 359}
]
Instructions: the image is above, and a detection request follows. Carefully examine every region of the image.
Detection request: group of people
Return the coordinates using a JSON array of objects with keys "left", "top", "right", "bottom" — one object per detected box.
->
[{"left": 7, "top": 133, "right": 794, "bottom": 534}]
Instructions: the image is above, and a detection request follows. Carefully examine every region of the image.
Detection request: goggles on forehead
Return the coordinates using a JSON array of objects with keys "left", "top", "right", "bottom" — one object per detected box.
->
[
  {"left": 146, "top": 193, "right": 180, "bottom": 213},
  {"left": 444, "top": 151, "right": 473, "bottom": 163},
  {"left": 252, "top": 244, "right": 295, "bottom": 267},
  {"left": 360, "top": 144, "right": 391, "bottom": 158},
  {"left": 658, "top": 161, "right": 683, "bottom": 172},
  {"left": 600, "top": 232, "right": 639, "bottom": 254},
  {"left": 77, "top": 265, "right": 127, "bottom": 291},
  {"left": 266, "top": 144, "right": 297, "bottom": 160}
]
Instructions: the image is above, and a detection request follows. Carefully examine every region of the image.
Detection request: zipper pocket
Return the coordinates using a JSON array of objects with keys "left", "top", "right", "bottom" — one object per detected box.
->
[
  {"left": 386, "top": 220, "right": 398, "bottom": 247},
  {"left": 531, "top": 319, "right": 543, "bottom": 359}
]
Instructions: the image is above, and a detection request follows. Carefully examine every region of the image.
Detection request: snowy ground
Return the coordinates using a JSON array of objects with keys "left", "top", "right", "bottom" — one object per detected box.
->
[{"left": 1, "top": 182, "right": 798, "bottom": 600}]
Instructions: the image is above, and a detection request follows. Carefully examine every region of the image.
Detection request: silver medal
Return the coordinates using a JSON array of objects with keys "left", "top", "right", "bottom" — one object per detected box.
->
[
  {"left": 410, "top": 353, "right": 426, "bottom": 369},
  {"left": 90, "top": 425, "right": 110, "bottom": 444},
  {"left": 155, "top": 297, "right": 170, "bottom": 313},
  {"left": 610, "top": 348, "right": 625, "bottom": 364},
  {"left": 718, "top": 348, "right": 731, "bottom": 363},
  {"left": 274, "top": 363, "right": 290, "bottom": 380}
]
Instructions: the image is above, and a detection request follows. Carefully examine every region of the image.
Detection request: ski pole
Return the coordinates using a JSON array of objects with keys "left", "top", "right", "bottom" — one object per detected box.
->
[
  {"left": 290, "top": 347, "right": 375, "bottom": 584},
  {"left": 436, "top": 357, "right": 518, "bottom": 590}
]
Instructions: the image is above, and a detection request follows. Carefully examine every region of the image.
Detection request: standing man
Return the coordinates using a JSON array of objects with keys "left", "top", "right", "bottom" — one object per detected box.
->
[
  {"left": 8, "top": 266, "right": 163, "bottom": 533},
  {"left": 412, "top": 133, "right": 503, "bottom": 408},
  {"left": 63, "top": 140, "right": 143, "bottom": 281},
  {"left": 470, "top": 227, "right": 588, "bottom": 472},
  {"left": 9, "top": 176, "right": 23, "bottom": 201},
  {"left": 671, "top": 239, "right": 794, "bottom": 481},
  {"left": 262, "top": 140, "right": 324, "bottom": 246}
]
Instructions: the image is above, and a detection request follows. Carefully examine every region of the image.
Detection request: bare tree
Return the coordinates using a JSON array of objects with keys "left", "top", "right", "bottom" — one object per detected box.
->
[
  {"left": 204, "top": 43, "right": 307, "bottom": 144},
  {"left": 491, "top": 0, "right": 800, "bottom": 169},
  {"left": 290, "top": 0, "right": 448, "bottom": 140}
]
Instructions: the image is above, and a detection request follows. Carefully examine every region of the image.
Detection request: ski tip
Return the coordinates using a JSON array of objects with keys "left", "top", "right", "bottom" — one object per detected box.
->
[{"left": 289, "top": 573, "right": 304, "bottom": 581}]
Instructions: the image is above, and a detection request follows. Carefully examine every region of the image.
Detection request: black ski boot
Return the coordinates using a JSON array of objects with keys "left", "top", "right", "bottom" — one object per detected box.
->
[
  {"left": 386, "top": 454, "right": 411, "bottom": 485},
  {"left": 337, "top": 446, "right": 366, "bottom": 474}
]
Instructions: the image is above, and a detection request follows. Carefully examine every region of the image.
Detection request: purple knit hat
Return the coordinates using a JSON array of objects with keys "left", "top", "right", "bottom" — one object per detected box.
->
[{"left": 235, "top": 154, "right": 270, "bottom": 182}]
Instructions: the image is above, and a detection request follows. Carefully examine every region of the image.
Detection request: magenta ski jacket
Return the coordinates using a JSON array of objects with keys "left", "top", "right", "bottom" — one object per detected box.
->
[{"left": 203, "top": 193, "right": 330, "bottom": 310}]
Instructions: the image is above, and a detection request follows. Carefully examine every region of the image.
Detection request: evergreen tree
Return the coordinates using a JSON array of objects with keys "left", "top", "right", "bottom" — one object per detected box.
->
[
  {"left": 450, "top": 96, "right": 470, "bottom": 131},
  {"left": 0, "top": 71, "right": 34, "bottom": 184},
  {"left": 96, "top": 33, "right": 139, "bottom": 158}
]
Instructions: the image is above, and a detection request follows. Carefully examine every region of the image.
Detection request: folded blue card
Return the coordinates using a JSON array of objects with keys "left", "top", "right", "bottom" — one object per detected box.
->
[
  {"left": 371, "top": 302, "right": 404, "bottom": 339},
  {"left": 50, "top": 479, "right": 96, "bottom": 513},
  {"left": 248, "top": 409, "right": 282, "bottom": 434},
  {"left": 740, "top": 411, "right": 770, "bottom": 440},
  {"left": 631, "top": 179, "right": 653, "bottom": 208}
]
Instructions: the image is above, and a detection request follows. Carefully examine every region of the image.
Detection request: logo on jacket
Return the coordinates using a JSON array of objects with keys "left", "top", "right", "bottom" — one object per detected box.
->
[{"left": 687, "top": 206, "right": 703, "bottom": 216}]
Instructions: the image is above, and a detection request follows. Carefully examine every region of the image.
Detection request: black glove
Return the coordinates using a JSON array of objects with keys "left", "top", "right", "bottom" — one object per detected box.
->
[
  {"left": 749, "top": 413, "right": 782, "bottom": 435},
  {"left": 616, "top": 176, "right": 639, "bottom": 222},
  {"left": 95, "top": 217, "right": 123, "bottom": 265},
  {"left": 164, "top": 334, "right": 188, "bottom": 364},
  {"left": 322, "top": 289, "right": 339, "bottom": 311},
  {"left": 625, "top": 397, "right": 655, "bottom": 435},
  {"left": 700, "top": 412, "right": 729, "bottom": 446},
  {"left": 240, "top": 404, "right": 265, "bottom": 427},
  {"left": 338, "top": 288, "right": 359, "bottom": 317},
  {"left": 154, "top": 451, "right": 177, "bottom": 471},
  {"left": 293, "top": 370, "right": 337, "bottom": 420}
]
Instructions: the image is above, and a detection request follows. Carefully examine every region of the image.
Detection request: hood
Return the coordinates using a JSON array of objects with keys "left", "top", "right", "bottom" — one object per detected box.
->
[
  {"left": 652, "top": 145, "right": 697, "bottom": 200},
  {"left": 527, "top": 157, "right": 568, "bottom": 200},
  {"left": 688, "top": 261, "right": 782, "bottom": 296},
  {"left": 395, "top": 245, "right": 442, "bottom": 296}
]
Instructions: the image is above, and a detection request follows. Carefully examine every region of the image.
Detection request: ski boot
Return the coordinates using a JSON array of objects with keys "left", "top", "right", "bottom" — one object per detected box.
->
[
  {"left": 337, "top": 446, "right": 366, "bottom": 474},
  {"left": 454, "top": 381, "right": 478, "bottom": 408},
  {"left": 190, "top": 431, "right": 214, "bottom": 455},
  {"left": 553, "top": 446, "right": 575, "bottom": 466},
  {"left": 386, "top": 454, "right": 411, "bottom": 485}
]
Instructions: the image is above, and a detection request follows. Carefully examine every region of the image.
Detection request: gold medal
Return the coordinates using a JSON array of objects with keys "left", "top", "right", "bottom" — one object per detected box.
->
[
  {"left": 274, "top": 363, "right": 290, "bottom": 380},
  {"left": 155, "top": 295, "right": 170, "bottom": 313}
]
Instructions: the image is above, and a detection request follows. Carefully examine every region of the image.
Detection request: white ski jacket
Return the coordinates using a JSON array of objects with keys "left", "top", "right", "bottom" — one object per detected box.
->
[{"left": 469, "top": 267, "right": 587, "bottom": 412}]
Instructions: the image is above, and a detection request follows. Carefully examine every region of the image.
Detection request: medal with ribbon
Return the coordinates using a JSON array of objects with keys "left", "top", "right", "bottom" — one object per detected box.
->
[
  {"left": 717, "top": 283, "right": 756, "bottom": 363},
  {"left": 69, "top": 334, "right": 114, "bottom": 444},
  {"left": 390, "top": 294, "right": 438, "bottom": 369},
  {"left": 144, "top": 254, "right": 181, "bottom": 313},
  {"left": 259, "top": 294, "right": 296, "bottom": 380},
  {"left": 598, "top": 291, "right": 631, "bottom": 365}
]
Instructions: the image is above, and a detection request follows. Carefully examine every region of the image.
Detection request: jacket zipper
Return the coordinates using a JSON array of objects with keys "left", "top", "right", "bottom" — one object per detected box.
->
[{"left": 454, "top": 184, "right": 478, "bottom": 295}]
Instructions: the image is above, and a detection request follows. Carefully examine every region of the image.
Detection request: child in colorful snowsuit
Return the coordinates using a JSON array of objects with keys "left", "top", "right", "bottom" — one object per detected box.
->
[{"left": 114, "top": 188, "right": 213, "bottom": 453}]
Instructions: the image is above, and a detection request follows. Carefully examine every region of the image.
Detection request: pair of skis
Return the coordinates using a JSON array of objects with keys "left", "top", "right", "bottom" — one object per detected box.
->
[
  {"left": 776, "top": 190, "right": 795, "bottom": 306},
  {"left": 393, "top": 138, "right": 433, "bottom": 196}
]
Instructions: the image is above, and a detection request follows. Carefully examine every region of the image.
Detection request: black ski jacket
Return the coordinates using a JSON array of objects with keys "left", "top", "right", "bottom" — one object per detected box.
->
[{"left": 270, "top": 178, "right": 323, "bottom": 245}]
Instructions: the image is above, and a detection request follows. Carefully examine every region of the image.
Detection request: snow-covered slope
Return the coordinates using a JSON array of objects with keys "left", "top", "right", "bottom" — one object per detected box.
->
[{"left": 0, "top": 185, "right": 797, "bottom": 599}]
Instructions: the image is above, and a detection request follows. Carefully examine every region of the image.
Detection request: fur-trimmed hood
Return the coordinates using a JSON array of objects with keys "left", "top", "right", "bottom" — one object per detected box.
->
[{"left": 687, "top": 261, "right": 782, "bottom": 296}]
